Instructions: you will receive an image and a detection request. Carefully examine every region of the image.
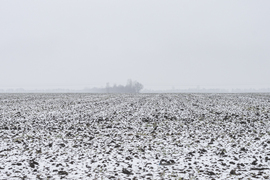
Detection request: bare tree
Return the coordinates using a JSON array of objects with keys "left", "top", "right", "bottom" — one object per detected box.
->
[{"left": 133, "top": 81, "right": 144, "bottom": 93}]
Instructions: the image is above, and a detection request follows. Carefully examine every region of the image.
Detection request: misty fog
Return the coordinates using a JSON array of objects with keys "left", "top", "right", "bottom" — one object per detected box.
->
[{"left": 0, "top": 1, "right": 269, "bottom": 91}]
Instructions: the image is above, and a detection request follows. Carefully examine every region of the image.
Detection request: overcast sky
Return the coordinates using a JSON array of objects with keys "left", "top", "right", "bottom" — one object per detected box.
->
[{"left": 1, "top": 0, "right": 269, "bottom": 90}]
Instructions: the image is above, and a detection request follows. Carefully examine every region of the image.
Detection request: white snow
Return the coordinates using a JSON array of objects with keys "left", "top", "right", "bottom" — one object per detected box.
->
[{"left": 0, "top": 93, "right": 270, "bottom": 179}]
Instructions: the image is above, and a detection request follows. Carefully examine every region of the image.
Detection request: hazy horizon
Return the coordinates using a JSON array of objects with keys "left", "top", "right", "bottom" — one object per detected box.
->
[{"left": 1, "top": 1, "right": 270, "bottom": 90}]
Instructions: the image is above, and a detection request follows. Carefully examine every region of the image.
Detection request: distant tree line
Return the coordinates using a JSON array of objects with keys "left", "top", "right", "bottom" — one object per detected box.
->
[
  {"left": 83, "top": 79, "right": 144, "bottom": 93},
  {"left": 106, "top": 79, "right": 143, "bottom": 93}
]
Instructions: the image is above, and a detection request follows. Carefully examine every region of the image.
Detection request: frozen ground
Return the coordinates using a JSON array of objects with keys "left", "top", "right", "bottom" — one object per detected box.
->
[{"left": 0, "top": 93, "right": 270, "bottom": 179}]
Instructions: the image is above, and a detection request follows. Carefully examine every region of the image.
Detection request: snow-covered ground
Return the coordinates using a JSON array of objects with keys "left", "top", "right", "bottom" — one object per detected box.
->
[{"left": 0, "top": 93, "right": 270, "bottom": 179}]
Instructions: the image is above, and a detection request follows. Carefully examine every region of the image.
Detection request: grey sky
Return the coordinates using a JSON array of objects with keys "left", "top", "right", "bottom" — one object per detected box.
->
[{"left": 1, "top": 0, "right": 269, "bottom": 90}]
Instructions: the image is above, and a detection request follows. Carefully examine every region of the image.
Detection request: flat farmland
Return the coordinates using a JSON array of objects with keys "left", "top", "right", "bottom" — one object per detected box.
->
[{"left": 0, "top": 93, "right": 270, "bottom": 179}]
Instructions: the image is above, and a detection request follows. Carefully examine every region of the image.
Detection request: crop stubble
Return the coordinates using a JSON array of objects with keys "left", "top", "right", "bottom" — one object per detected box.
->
[{"left": 0, "top": 93, "right": 270, "bottom": 179}]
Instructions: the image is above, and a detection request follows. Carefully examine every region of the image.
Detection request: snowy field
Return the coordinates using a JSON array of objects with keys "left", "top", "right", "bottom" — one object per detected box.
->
[{"left": 0, "top": 93, "right": 270, "bottom": 179}]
